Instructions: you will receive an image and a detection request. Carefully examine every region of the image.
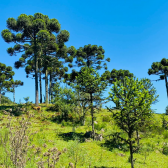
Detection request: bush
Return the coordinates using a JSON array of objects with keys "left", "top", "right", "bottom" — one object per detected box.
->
[
  {"left": 102, "top": 115, "right": 111, "bottom": 122},
  {"left": 50, "top": 114, "right": 61, "bottom": 123},
  {"left": 1, "top": 95, "right": 13, "bottom": 104},
  {"left": 48, "top": 102, "right": 76, "bottom": 122},
  {"left": 61, "top": 120, "right": 72, "bottom": 127},
  {"left": 163, "top": 130, "right": 168, "bottom": 139},
  {"left": 10, "top": 106, "right": 24, "bottom": 116},
  {"left": 94, "top": 122, "right": 107, "bottom": 131},
  {"left": 163, "top": 143, "right": 168, "bottom": 155}
]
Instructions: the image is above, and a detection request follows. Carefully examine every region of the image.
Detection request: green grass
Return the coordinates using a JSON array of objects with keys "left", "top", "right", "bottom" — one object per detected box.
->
[{"left": 0, "top": 103, "right": 168, "bottom": 167}]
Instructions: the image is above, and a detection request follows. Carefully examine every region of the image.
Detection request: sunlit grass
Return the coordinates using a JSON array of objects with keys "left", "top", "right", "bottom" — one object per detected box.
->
[{"left": 0, "top": 103, "right": 168, "bottom": 167}]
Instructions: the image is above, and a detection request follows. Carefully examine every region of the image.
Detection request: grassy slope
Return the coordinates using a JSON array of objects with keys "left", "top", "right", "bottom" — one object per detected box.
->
[{"left": 0, "top": 104, "right": 168, "bottom": 168}]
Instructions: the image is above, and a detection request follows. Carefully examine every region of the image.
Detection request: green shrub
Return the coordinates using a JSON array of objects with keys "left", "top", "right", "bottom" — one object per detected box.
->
[
  {"left": 10, "top": 106, "right": 24, "bottom": 116},
  {"left": 61, "top": 120, "right": 66, "bottom": 127},
  {"left": 102, "top": 115, "right": 111, "bottom": 122},
  {"left": 94, "top": 122, "right": 107, "bottom": 131},
  {"left": 163, "top": 143, "right": 168, "bottom": 155},
  {"left": 163, "top": 130, "right": 168, "bottom": 139},
  {"left": 142, "top": 140, "right": 155, "bottom": 152},
  {"left": 50, "top": 114, "right": 61, "bottom": 123},
  {"left": 1, "top": 95, "right": 13, "bottom": 104}
]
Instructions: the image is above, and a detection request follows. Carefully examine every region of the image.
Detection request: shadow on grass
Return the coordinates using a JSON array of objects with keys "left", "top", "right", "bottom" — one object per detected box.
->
[
  {"left": 0, "top": 105, "right": 14, "bottom": 110},
  {"left": 49, "top": 114, "right": 81, "bottom": 127},
  {"left": 58, "top": 132, "right": 85, "bottom": 142},
  {"left": 0, "top": 104, "right": 28, "bottom": 116},
  {"left": 99, "top": 134, "right": 129, "bottom": 152}
]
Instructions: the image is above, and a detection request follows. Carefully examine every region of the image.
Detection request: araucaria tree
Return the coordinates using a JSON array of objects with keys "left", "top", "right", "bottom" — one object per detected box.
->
[
  {"left": 0, "top": 62, "right": 15, "bottom": 104},
  {"left": 75, "top": 67, "right": 107, "bottom": 139},
  {"left": 108, "top": 76, "right": 158, "bottom": 168},
  {"left": 75, "top": 44, "right": 110, "bottom": 69},
  {"left": 64, "top": 44, "right": 110, "bottom": 124},
  {"left": 104, "top": 69, "right": 134, "bottom": 85},
  {"left": 148, "top": 58, "right": 168, "bottom": 99},
  {"left": 1, "top": 13, "right": 72, "bottom": 106}
]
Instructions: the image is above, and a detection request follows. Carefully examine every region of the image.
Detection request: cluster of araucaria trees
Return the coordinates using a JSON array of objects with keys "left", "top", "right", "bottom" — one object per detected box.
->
[{"left": 1, "top": 12, "right": 168, "bottom": 168}]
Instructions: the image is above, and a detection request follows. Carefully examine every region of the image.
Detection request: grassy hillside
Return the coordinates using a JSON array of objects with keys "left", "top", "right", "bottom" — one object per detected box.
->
[{"left": 0, "top": 103, "right": 168, "bottom": 168}]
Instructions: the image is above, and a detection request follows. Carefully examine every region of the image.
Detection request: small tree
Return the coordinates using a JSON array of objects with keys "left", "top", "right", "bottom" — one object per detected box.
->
[
  {"left": 52, "top": 83, "right": 77, "bottom": 121},
  {"left": 75, "top": 90, "right": 90, "bottom": 125},
  {"left": 134, "top": 78, "right": 159, "bottom": 146},
  {"left": 108, "top": 76, "right": 158, "bottom": 168},
  {"left": 74, "top": 67, "right": 107, "bottom": 139},
  {"left": 0, "top": 62, "right": 15, "bottom": 104},
  {"left": 23, "top": 97, "right": 29, "bottom": 104}
]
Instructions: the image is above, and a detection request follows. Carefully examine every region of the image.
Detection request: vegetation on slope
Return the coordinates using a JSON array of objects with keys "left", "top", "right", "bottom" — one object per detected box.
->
[{"left": 0, "top": 103, "right": 168, "bottom": 168}]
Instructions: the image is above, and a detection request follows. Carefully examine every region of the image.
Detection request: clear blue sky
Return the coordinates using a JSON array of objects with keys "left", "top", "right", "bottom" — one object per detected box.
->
[{"left": 1, "top": 0, "right": 168, "bottom": 113}]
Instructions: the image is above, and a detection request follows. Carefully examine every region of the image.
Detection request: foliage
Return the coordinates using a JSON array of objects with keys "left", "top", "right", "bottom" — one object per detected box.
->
[
  {"left": 102, "top": 69, "right": 134, "bottom": 85},
  {"left": 165, "top": 105, "right": 168, "bottom": 115},
  {"left": 148, "top": 58, "right": 168, "bottom": 99},
  {"left": 140, "top": 77, "right": 159, "bottom": 105},
  {"left": 74, "top": 66, "right": 107, "bottom": 138},
  {"left": 50, "top": 84, "right": 79, "bottom": 122},
  {"left": 52, "top": 82, "right": 76, "bottom": 105},
  {"left": 0, "top": 95, "right": 13, "bottom": 104},
  {"left": 102, "top": 115, "right": 111, "bottom": 122},
  {"left": 10, "top": 79, "right": 23, "bottom": 90},
  {"left": 67, "top": 139, "right": 88, "bottom": 167},
  {"left": 163, "top": 130, "right": 168, "bottom": 139},
  {"left": 2, "top": 13, "right": 76, "bottom": 106},
  {"left": 74, "top": 44, "right": 110, "bottom": 70},
  {"left": 161, "top": 114, "right": 168, "bottom": 129},
  {"left": 108, "top": 76, "right": 158, "bottom": 168},
  {"left": 23, "top": 96, "right": 29, "bottom": 104},
  {"left": 163, "top": 143, "right": 168, "bottom": 155},
  {"left": 94, "top": 122, "right": 107, "bottom": 131},
  {"left": 0, "top": 62, "right": 15, "bottom": 103}
]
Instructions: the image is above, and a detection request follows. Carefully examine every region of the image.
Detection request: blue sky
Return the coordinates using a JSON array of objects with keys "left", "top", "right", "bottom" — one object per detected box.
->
[{"left": 1, "top": 0, "right": 168, "bottom": 113}]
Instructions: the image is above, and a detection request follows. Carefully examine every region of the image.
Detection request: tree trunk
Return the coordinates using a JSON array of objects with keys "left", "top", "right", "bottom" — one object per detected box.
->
[
  {"left": 82, "top": 107, "right": 86, "bottom": 126},
  {"left": 34, "top": 37, "right": 39, "bottom": 107},
  {"left": 43, "top": 95, "right": 45, "bottom": 103},
  {"left": 164, "top": 74, "right": 168, "bottom": 99},
  {"left": 0, "top": 90, "right": 1, "bottom": 104},
  {"left": 136, "top": 130, "right": 139, "bottom": 146},
  {"left": 45, "top": 69, "right": 48, "bottom": 105},
  {"left": 81, "top": 101, "right": 86, "bottom": 126},
  {"left": 13, "top": 86, "right": 15, "bottom": 103},
  {"left": 129, "top": 133, "right": 134, "bottom": 168},
  {"left": 39, "top": 71, "right": 42, "bottom": 103},
  {"left": 90, "top": 93, "right": 95, "bottom": 140},
  {"left": 49, "top": 72, "right": 52, "bottom": 104}
]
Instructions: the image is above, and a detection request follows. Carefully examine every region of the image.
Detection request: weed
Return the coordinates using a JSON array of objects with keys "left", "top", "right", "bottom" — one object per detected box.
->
[{"left": 67, "top": 139, "right": 88, "bottom": 167}]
